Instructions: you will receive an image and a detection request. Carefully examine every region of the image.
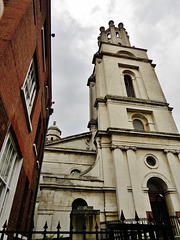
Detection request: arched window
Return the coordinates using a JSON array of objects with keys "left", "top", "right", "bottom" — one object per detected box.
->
[
  {"left": 117, "top": 51, "right": 135, "bottom": 57},
  {"left": 107, "top": 33, "right": 111, "bottom": 40},
  {"left": 133, "top": 119, "right": 144, "bottom": 131},
  {"left": 131, "top": 113, "right": 150, "bottom": 131},
  {"left": 72, "top": 198, "right": 88, "bottom": 210},
  {"left": 124, "top": 75, "right": 135, "bottom": 97}
]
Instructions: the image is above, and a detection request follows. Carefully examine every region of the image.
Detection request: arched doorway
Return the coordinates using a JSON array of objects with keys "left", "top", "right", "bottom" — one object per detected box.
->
[
  {"left": 70, "top": 198, "right": 100, "bottom": 236},
  {"left": 147, "top": 178, "right": 169, "bottom": 224},
  {"left": 72, "top": 198, "right": 88, "bottom": 210}
]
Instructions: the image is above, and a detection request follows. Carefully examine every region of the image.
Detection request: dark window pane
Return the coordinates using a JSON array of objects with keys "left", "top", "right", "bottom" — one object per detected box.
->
[
  {"left": 124, "top": 75, "right": 135, "bottom": 97},
  {"left": 146, "top": 156, "right": 156, "bottom": 166},
  {"left": 72, "top": 198, "right": 87, "bottom": 210},
  {"left": 133, "top": 119, "right": 144, "bottom": 131}
]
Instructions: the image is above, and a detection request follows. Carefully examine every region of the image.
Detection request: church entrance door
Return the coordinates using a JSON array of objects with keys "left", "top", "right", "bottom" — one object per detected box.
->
[{"left": 148, "top": 179, "right": 169, "bottom": 225}]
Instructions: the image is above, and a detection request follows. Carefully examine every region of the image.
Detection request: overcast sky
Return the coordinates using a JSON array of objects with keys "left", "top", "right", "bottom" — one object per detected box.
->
[{"left": 50, "top": 0, "right": 180, "bottom": 137}]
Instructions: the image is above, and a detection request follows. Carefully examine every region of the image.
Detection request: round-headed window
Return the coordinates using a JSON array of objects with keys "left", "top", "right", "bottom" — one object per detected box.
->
[{"left": 133, "top": 119, "right": 144, "bottom": 131}]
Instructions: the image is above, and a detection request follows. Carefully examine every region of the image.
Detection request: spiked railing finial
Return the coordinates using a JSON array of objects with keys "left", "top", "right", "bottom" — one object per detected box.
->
[
  {"left": 135, "top": 211, "right": 140, "bottom": 223},
  {"left": 120, "top": 210, "right": 126, "bottom": 223}
]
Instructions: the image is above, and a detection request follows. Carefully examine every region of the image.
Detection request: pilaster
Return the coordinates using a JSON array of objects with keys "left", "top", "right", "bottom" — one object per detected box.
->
[
  {"left": 126, "top": 147, "right": 147, "bottom": 217},
  {"left": 164, "top": 149, "right": 180, "bottom": 206},
  {"left": 111, "top": 146, "right": 133, "bottom": 218},
  {"left": 111, "top": 145, "right": 148, "bottom": 218}
]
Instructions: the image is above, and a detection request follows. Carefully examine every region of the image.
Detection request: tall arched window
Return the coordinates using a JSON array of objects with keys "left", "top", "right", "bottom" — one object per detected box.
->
[
  {"left": 133, "top": 119, "right": 144, "bottom": 131},
  {"left": 124, "top": 75, "right": 135, "bottom": 97}
]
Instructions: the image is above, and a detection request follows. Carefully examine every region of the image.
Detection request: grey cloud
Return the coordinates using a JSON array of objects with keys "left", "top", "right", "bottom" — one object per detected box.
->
[
  {"left": 133, "top": 0, "right": 180, "bottom": 25},
  {"left": 50, "top": 0, "right": 180, "bottom": 136},
  {"left": 50, "top": 13, "right": 94, "bottom": 136}
]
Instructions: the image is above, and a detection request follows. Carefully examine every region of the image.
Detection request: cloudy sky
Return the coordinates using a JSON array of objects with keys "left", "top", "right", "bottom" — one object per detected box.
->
[{"left": 50, "top": 0, "right": 180, "bottom": 137}]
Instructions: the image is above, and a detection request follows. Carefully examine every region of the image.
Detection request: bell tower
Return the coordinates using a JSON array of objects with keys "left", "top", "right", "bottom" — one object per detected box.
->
[{"left": 88, "top": 20, "right": 180, "bottom": 220}]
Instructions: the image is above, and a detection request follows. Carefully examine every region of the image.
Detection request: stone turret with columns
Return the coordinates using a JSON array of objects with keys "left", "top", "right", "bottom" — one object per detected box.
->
[{"left": 98, "top": 20, "right": 131, "bottom": 46}]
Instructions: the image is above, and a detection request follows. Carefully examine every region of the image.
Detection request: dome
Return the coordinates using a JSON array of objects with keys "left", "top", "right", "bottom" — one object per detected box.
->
[
  {"left": 48, "top": 121, "right": 61, "bottom": 133},
  {"left": 47, "top": 121, "right": 61, "bottom": 141}
]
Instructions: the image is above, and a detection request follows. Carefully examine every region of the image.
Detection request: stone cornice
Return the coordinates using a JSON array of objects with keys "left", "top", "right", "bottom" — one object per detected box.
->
[
  {"left": 87, "top": 119, "right": 97, "bottom": 128},
  {"left": 46, "top": 131, "right": 92, "bottom": 146},
  {"left": 118, "top": 63, "right": 139, "bottom": 70},
  {"left": 40, "top": 183, "right": 116, "bottom": 192},
  {"left": 87, "top": 75, "right": 96, "bottom": 86},
  {"left": 92, "top": 50, "right": 154, "bottom": 66},
  {"left": 95, "top": 128, "right": 180, "bottom": 142},
  {"left": 45, "top": 147, "right": 96, "bottom": 155},
  {"left": 108, "top": 128, "right": 180, "bottom": 140},
  {"left": 97, "top": 41, "right": 148, "bottom": 52},
  {"left": 94, "top": 95, "right": 170, "bottom": 109}
]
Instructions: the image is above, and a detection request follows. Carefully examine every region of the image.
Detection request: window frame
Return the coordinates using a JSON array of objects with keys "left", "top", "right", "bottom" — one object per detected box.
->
[
  {"left": 21, "top": 55, "right": 38, "bottom": 132},
  {"left": 130, "top": 112, "right": 150, "bottom": 132},
  {"left": 144, "top": 154, "right": 159, "bottom": 169},
  {"left": 124, "top": 74, "right": 135, "bottom": 97},
  {"left": 133, "top": 119, "right": 145, "bottom": 131},
  {"left": 41, "top": 25, "right": 46, "bottom": 72},
  {"left": 0, "top": 131, "right": 22, "bottom": 225}
]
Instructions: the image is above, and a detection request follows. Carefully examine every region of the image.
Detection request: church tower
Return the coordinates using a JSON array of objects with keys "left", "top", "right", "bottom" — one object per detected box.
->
[
  {"left": 34, "top": 21, "right": 180, "bottom": 232},
  {"left": 88, "top": 20, "right": 180, "bottom": 221}
]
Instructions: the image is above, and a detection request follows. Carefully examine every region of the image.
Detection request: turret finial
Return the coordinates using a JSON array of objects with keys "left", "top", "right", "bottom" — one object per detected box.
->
[
  {"left": 108, "top": 20, "right": 115, "bottom": 27},
  {"left": 98, "top": 20, "right": 131, "bottom": 47},
  {"left": 118, "top": 22, "right": 124, "bottom": 28},
  {"left": 99, "top": 26, "right": 105, "bottom": 32}
]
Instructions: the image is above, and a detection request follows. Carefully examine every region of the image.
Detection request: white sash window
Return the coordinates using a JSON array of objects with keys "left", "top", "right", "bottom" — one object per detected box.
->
[
  {"left": 0, "top": 132, "right": 22, "bottom": 226},
  {"left": 21, "top": 56, "right": 37, "bottom": 131}
]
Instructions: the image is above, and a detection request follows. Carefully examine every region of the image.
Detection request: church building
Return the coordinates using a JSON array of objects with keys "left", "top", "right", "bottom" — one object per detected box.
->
[{"left": 34, "top": 21, "right": 180, "bottom": 232}]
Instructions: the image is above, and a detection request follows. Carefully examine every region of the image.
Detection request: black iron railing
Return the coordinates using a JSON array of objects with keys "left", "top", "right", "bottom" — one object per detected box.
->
[
  {"left": 170, "top": 216, "right": 180, "bottom": 237},
  {"left": 1, "top": 213, "right": 179, "bottom": 240}
]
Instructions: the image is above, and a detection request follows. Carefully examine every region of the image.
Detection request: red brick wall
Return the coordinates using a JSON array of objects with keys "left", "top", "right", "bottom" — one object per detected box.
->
[
  {"left": 0, "top": 0, "right": 51, "bottom": 231},
  {"left": 0, "top": 93, "right": 10, "bottom": 150}
]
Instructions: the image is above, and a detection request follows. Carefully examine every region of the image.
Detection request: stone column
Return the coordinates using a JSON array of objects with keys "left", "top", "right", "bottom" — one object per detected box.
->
[
  {"left": 164, "top": 150, "right": 180, "bottom": 206},
  {"left": 126, "top": 147, "right": 146, "bottom": 217},
  {"left": 112, "top": 146, "right": 130, "bottom": 217}
]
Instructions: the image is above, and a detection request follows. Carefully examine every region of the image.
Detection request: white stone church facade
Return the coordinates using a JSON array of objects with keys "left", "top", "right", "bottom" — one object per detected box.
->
[{"left": 34, "top": 21, "right": 180, "bottom": 231}]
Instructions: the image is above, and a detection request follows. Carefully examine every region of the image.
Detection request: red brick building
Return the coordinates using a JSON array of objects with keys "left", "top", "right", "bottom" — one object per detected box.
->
[{"left": 0, "top": 0, "right": 52, "bottom": 231}]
